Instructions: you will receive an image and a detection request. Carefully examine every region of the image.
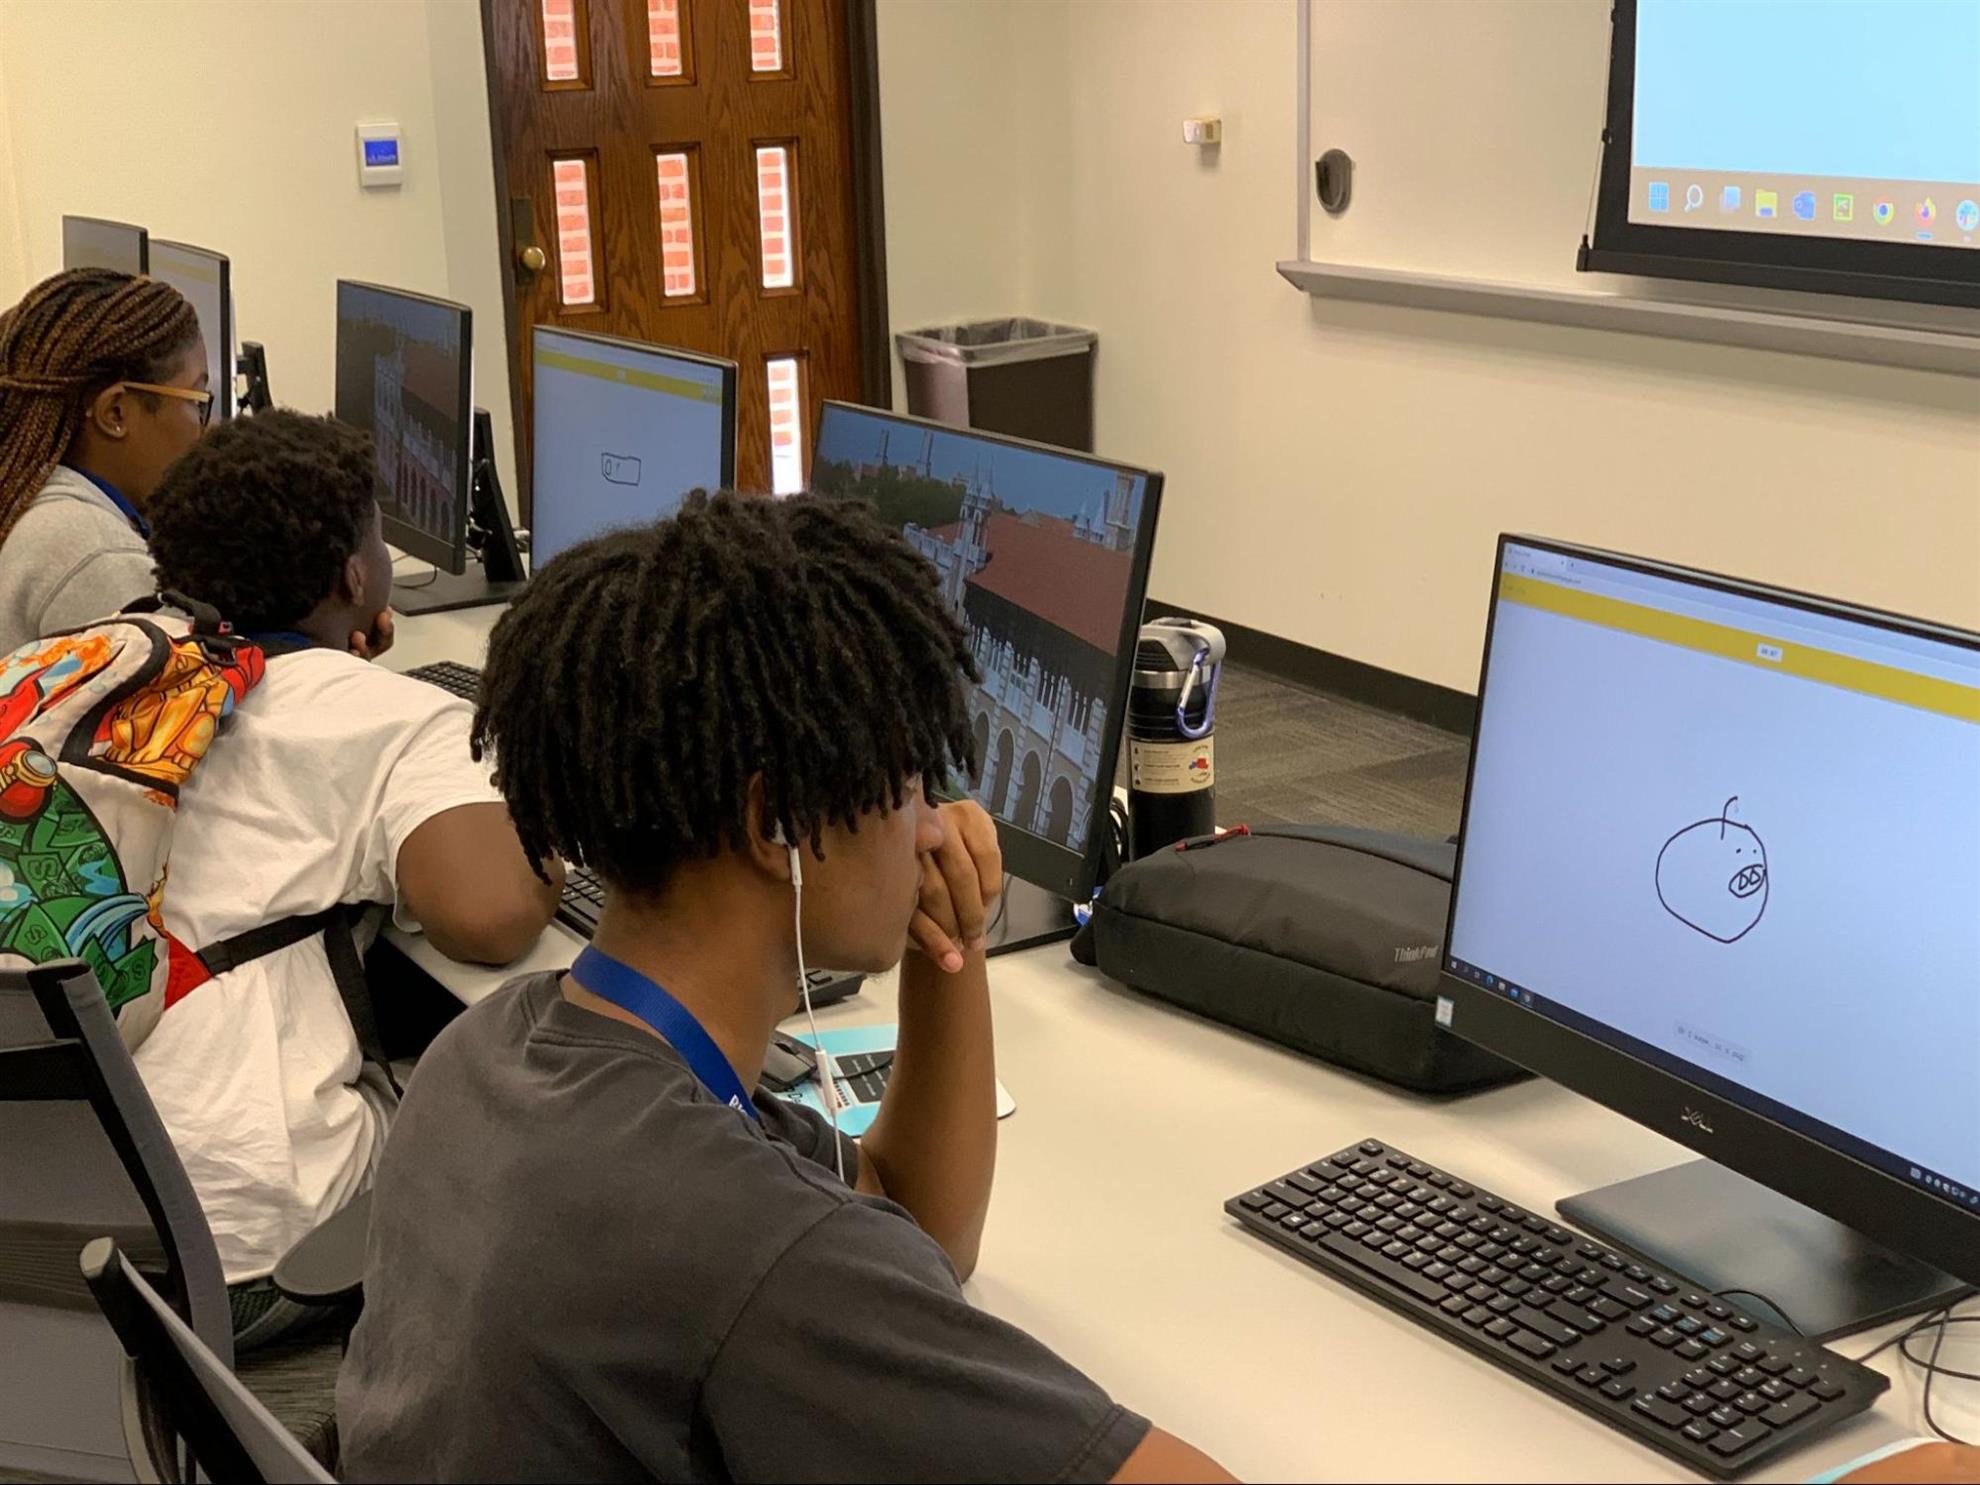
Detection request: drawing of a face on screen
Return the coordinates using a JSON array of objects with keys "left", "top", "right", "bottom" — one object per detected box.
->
[
  {"left": 814, "top": 413, "right": 1146, "bottom": 852},
  {"left": 1657, "top": 795, "right": 1769, "bottom": 944}
]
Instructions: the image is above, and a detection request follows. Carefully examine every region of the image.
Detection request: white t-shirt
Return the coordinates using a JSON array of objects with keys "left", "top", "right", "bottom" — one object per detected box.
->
[{"left": 134, "top": 648, "right": 505, "bottom": 1283}]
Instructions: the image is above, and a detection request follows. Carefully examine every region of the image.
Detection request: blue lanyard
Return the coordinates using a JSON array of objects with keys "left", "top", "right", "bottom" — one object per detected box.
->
[
  {"left": 242, "top": 630, "right": 317, "bottom": 655},
  {"left": 571, "top": 946, "right": 759, "bottom": 1121}
]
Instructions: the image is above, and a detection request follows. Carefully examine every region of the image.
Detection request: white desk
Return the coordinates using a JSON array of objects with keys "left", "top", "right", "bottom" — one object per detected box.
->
[{"left": 381, "top": 607, "right": 1963, "bottom": 1484}]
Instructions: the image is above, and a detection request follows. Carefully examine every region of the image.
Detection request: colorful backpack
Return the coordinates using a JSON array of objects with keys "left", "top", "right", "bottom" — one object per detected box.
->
[{"left": 0, "top": 600, "right": 377, "bottom": 1055}]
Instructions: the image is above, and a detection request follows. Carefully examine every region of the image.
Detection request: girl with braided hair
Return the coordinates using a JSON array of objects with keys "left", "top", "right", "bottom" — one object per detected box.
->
[{"left": 0, "top": 267, "right": 210, "bottom": 652}]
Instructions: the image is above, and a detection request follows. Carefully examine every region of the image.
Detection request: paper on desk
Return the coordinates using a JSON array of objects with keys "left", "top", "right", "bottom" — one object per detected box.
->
[{"left": 779, "top": 1023, "right": 1015, "bottom": 1136}]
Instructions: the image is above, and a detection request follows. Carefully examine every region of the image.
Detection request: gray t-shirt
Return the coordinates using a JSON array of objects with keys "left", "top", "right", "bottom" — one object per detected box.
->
[{"left": 336, "top": 972, "right": 1149, "bottom": 1484}]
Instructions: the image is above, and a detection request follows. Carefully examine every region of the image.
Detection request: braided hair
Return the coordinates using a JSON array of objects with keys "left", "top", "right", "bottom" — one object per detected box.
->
[
  {"left": 473, "top": 490, "right": 982, "bottom": 894},
  {"left": 0, "top": 268, "right": 201, "bottom": 541}
]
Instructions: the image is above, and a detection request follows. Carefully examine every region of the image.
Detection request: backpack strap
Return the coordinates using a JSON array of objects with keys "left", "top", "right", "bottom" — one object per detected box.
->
[
  {"left": 195, "top": 908, "right": 345, "bottom": 977},
  {"left": 121, "top": 590, "right": 228, "bottom": 635},
  {"left": 194, "top": 905, "right": 400, "bottom": 1094},
  {"left": 320, "top": 907, "right": 400, "bottom": 1096}
]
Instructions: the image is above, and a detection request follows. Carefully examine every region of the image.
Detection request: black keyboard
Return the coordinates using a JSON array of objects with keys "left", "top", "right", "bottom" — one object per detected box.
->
[
  {"left": 1228, "top": 1139, "right": 1886, "bottom": 1478},
  {"left": 828, "top": 1050, "right": 894, "bottom": 1104},
  {"left": 558, "top": 861, "right": 607, "bottom": 934},
  {"left": 558, "top": 865, "right": 865, "bottom": 1006},
  {"left": 404, "top": 659, "right": 482, "bottom": 701}
]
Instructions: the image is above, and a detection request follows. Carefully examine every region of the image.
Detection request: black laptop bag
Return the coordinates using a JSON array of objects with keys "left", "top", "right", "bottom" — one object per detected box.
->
[{"left": 1072, "top": 824, "right": 1527, "bottom": 1094}]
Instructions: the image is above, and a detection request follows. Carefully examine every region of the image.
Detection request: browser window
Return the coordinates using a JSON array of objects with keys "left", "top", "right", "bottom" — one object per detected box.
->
[{"left": 1450, "top": 542, "right": 1980, "bottom": 1210}]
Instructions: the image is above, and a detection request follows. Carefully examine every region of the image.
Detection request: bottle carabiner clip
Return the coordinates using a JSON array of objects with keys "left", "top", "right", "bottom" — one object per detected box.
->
[{"left": 1175, "top": 645, "right": 1218, "bottom": 741}]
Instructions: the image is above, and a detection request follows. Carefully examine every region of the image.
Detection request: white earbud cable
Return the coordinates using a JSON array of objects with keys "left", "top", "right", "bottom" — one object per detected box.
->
[{"left": 790, "top": 841, "right": 846, "bottom": 1185}]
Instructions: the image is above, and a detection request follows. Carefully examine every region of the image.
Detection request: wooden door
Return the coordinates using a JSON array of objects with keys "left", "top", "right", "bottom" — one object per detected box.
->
[{"left": 483, "top": 0, "right": 874, "bottom": 501}]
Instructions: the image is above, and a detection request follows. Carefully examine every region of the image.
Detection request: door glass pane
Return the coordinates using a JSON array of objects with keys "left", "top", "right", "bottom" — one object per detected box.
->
[
  {"left": 648, "top": 0, "right": 685, "bottom": 78},
  {"left": 552, "top": 157, "right": 597, "bottom": 307},
  {"left": 541, "top": 0, "right": 584, "bottom": 84},
  {"left": 656, "top": 151, "right": 698, "bottom": 298},
  {"left": 748, "top": 0, "right": 784, "bottom": 73},
  {"left": 756, "top": 145, "right": 796, "bottom": 290},
  {"left": 766, "top": 355, "right": 805, "bottom": 495}
]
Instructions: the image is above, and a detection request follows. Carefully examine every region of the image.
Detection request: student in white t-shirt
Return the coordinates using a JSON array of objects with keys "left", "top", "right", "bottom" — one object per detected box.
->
[{"left": 140, "top": 410, "right": 561, "bottom": 1346}]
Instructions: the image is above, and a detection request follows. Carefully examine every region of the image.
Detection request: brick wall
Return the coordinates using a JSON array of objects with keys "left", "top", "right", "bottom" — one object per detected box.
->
[
  {"left": 541, "top": 0, "right": 580, "bottom": 82},
  {"left": 748, "top": 0, "right": 784, "bottom": 72},
  {"left": 767, "top": 356, "right": 804, "bottom": 495},
  {"left": 657, "top": 151, "right": 697, "bottom": 297},
  {"left": 756, "top": 145, "right": 793, "bottom": 289},
  {"left": 648, "top": 0, "right": 683, "bottom": 77},
  {"left": 552, "top": 158, "right": 595, "bottom": 305}
]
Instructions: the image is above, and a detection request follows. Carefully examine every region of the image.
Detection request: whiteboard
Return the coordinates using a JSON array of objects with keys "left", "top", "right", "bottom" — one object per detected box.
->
[
  {"left": 1304, "top": 0, "right": 1621, "bottom": 288},
  {"left": 1291, "top": 0, "right": 1980, "bottom": 366}
]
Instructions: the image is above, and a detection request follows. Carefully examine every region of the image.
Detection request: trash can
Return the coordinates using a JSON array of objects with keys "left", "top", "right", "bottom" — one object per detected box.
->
[{"left": 897, "top": 318, "right": 1097, "bottom": 452}]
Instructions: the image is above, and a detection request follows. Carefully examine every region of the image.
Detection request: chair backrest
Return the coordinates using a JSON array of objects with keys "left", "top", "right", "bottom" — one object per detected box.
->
[
  {"left": 0, "top": 959, "right": 231, "bottom": 1481},
  {"left": 82, "top": 1239, "right": 335, "bottom": 1485}
]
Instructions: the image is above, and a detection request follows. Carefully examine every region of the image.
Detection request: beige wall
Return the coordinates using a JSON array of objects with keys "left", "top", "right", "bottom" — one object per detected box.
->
[
  {"left": 0, "top": 0, "right": 518, "bottom": 498},
  {"left": 1, "top": 0, "right": 1967, "bottom": 663},
  {"left": 876, "top": 0, "right": 1080, "bottom": 390},
  {"left": 875, "top": 0, "right": 1028, "bottom": 379},
  {"left": 879, "top": 0, "right": 1980, "bottom": 693},
  {"left": 0, "top": 23, "right": 22, "bottom": 301}
]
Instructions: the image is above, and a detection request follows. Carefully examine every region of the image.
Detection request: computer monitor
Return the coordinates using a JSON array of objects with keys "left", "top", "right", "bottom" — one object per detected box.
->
[
  {"left": 1444, "top": 536, "right": 1980, "bottom": 1338},
  {"left": 529, "top": 326, "right": 737, "bottom": 572},
  {"left": 813, "top": 403, "right": 1163, "bottom": 947},
  {"left": 333, "top": 280, "right": 472, "bottom": 576},
  {"left": 147, "top": 241, "right": 232, "bottom": 422},
  {"left": 61, "top": 215, "right": 148, "bottom": 274}
]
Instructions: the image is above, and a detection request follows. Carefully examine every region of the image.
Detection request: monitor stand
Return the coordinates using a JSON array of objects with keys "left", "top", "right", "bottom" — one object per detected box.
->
[
  {"left": 392, "top": 407, "right": 529, "bottom": 617},
  {"left": 1558, "top": 1159, "right": 1967, "bottom": 1342},
  {"left": 984, "top": 876, "right": 1076, "bottom": 957},
  {"left": 391, "top": 565, "right": 525, "bottom": 616},
  {"left": 236, "top": 342, "right": 273, "bottom": 415}
]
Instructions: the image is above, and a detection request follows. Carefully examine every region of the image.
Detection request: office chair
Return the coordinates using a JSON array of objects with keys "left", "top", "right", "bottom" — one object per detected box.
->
[
  {"left": 273, "top": 1187, "right": 371, "bottom": 1316},
  {"left": 83, "top": 1237, "right": 335, "bottom": 1485},
  {"left": 0, "top": 959, "right": 232, "bottom": 1482}
]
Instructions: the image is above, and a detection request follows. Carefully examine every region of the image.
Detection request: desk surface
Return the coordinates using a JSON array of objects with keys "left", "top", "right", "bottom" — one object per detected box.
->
[{"left": 381, "top": 606, "right": 1963, "bottom": 1483}]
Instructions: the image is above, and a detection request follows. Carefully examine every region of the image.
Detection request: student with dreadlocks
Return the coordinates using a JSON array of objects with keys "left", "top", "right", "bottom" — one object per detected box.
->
[
  {"left": 0, "top": 268, "right": 212, "bottom": 652},
  {"left": 337, "top": 492, "right": 1233, "bottom": 1484}
]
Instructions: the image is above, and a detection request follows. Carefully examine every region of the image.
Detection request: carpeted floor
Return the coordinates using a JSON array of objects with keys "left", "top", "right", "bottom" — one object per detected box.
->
[
  {"left": 1212, "top": 662, "right": 1469, "bottom": 839},
  {"left": 3, "top": 663, "right": 1469, "bottom": 1478}
]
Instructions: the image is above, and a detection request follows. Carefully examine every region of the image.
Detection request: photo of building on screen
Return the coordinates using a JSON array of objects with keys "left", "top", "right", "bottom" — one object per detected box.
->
[
  {"left": 813, "top": 419, "right": 1144, "bottom": 852},
  {"left": 335, "top": 296, "right": 462, "bottom": 543}
]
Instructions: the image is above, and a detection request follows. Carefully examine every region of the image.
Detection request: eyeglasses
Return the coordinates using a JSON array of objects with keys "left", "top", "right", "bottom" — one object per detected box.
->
[{"left": 122, "top": 381, "right": 215, "bottom": 429}]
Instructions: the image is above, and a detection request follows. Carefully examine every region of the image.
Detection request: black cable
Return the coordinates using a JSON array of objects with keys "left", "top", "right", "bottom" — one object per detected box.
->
[
  {"left": 1714, "top": 1287, "right": 1806, "bottom": 1338},
  {"left": 391, "top": 553, "right": 438, "bottom": 589},
  {"left": 1916, "top": 1311, "right": 1976, "bottom": 1446},
  {"left": 1101, "top": 796, "right": 1129, "bottom": 882},
  {"left": 987, "top": 872, "right": 1011, "bottom": 937},
  {"left": 1851, "top": 1306, "right": 1946, "bottom": 1367},
  {"left": 1904, "top": 1314, "right": 1980, "bottom": 1383},
  {"left": 1846, "top": 1300, "right": 1978, "bottom": 1448}
]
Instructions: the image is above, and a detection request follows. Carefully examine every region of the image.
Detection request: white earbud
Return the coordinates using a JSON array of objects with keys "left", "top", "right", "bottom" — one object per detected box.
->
[
  {"left": 778, "top": 818, "right": 842, "bottom": 1181},
  {"left": 771, "top": 822, "right": 802, "bottom": 885}
]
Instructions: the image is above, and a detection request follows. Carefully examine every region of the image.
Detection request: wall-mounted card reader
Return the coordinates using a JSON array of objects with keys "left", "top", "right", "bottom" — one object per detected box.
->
[{"left": 356, "top": 122, "right": 404, "bottom": 188}]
